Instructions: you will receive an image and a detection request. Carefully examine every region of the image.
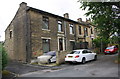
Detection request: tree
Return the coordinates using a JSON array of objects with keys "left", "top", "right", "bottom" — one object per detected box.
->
[
  {"left": 92, "top": 37, "right": 110, "bottom": 53},
  {"left": 79, "top": 2, "right": 120, "bottom": 39}
]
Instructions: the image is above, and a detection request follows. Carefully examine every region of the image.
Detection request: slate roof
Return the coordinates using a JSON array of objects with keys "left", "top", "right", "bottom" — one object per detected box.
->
[{"left": 27, "top": 6, "right": 91, "bottom": 27}]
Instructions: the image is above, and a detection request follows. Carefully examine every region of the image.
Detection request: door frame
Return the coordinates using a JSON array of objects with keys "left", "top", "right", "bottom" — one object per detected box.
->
[{"left": 58, "top": 37, "right": 65, "bottom": 51}]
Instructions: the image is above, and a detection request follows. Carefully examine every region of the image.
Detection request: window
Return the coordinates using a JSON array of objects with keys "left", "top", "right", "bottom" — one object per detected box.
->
[
  {"left": 69, "top": 24, "right": 74, "bottom": 34},
  {"left": 70, "top": 51, "right": 80, "bottom": 54},
  {"left": 42, "top": 39, "right": 50, "bottom": 43},
  {"left": 82, "top": 50, "right": 88, "bottom": 54},
  {"left": 79, "top": 26, "right": 82, "bottom": 35},
  {"left": 87, "top": 50, "right": 92, "bottom": 53},
  {"left": 42, "top": 16, "right": 49, "bottom": 29},
  {"left": 84, "top": 27, "right": 88, "bottom": 36},
  {"left": 91, "top": 27, "right": 93, "bottom": 34},
  {"left": 58, "top": 20, "right": 62, "bottom": 32},
  {"left": 42, "top": 39, "right": 50, "bottom": 53},
  {"left": 10, "top": 30, "right": 12, "bottom": 38}
]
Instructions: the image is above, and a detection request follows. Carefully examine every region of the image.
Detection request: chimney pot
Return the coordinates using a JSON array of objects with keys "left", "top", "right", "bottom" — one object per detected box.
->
[
  {"left": 20, "top": 2, "right": 27, "bottom": 7},
  {"left": 86, "top": 18, "right": 91, "bottom": 23},
  {"left": 77, "top": 18, "right": 82, "bottom": 23},
  {"left": 64, "top": 13, "right": 69, "bottom": 19}
]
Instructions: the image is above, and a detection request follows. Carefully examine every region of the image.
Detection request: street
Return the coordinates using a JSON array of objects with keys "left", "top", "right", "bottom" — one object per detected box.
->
[{"left": 20, "top": 54, "right": 118, "bottom": 77}]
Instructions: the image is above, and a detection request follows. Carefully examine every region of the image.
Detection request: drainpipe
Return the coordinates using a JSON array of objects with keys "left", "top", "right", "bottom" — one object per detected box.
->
[
  {"left": 64, "top": 21, "right": 67, "bottom": 50},
  {"left": 74, "top": 24, "right": 77, "bottom": 50}
]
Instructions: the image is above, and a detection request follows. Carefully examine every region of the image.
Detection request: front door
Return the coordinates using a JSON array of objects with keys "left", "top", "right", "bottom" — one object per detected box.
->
[
  {"left": 59, "top": 38, "right": 63, "bottom": 51},
  {"left": 58, "top": 37, "right": 65, "bottom": 51}
]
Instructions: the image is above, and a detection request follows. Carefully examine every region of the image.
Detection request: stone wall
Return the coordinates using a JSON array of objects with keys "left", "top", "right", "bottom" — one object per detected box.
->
[
  {"left": 28, "top": 10, "right": 60, "bottom": 57},
  {"left": 56, "top": 51, "right": 71, "bottom": 64},
  {"left": 5, "top": 2, "right": 28, "bottom": 62}
]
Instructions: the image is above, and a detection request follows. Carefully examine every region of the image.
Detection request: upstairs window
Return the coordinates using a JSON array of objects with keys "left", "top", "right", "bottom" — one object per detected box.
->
[
  {"left": 69, "top": 24, "right": 74, "bottom": 34},
  {"left": 42, "top": 16, "right": 49, "bottom": 29},
  {"left": 79, "top": 26, "right": 82, "bottom": 35},
  {"left": 58, "top": 20, "right": 62, "bottom": 32},
  {"left": 84, "top": 27, "right": 88, "bottom": 36}
]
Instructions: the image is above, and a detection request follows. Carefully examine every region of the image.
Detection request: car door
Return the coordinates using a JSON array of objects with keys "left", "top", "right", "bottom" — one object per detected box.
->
[
  {"left": 87, "top": 50, "right": 94, "bottom": 60},
  {"left": 82, "top": 50, "right": 90, "bottom": 61}
]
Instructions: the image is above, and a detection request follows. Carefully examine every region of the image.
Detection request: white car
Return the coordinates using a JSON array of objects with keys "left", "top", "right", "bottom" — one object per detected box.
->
[{"left": 65, "top": 49, "right": 97, "bottom": 64}]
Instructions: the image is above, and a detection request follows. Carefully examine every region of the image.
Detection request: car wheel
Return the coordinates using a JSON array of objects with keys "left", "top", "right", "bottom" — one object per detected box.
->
[
  {"left": 82, "top": 58, "right": 86, "bottom": 64},
  {"left": 94, "top": 55, "right": 97, "bottom": 61}
]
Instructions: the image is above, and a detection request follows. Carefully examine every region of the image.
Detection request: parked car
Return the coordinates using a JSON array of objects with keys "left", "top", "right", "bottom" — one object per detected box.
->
[
  {"left": 104, "top": 45, "right": 118, "bottom": 54},
  {"left": 65, "top": 49, "right": 97, "bottom": 64},
  {"left": 37, "top": 51, "right": 56, "bottom": 64}
]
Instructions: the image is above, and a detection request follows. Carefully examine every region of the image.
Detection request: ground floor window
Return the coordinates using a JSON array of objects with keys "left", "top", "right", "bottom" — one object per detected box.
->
[{"left": 42, "top": 39, "right": 50, "bottom": 53}]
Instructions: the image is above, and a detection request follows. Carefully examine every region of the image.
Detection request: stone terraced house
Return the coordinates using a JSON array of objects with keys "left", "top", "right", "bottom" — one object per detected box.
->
[{"left": 5, "top": 2, "right": 97, "bottom": 62}]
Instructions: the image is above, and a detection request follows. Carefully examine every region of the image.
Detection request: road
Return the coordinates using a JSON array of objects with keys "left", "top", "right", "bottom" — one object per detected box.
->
[{"left": 20, "top": 54, "right": 119, "bottom": 77}]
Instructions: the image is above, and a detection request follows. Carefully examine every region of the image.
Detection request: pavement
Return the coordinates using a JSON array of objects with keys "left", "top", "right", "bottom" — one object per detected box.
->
[{"left": 2, "top": 60, "right": 68, "bottom": 79}]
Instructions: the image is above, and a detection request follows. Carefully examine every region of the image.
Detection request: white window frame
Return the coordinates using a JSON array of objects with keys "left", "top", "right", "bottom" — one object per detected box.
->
[
  {"left": 69, "top": 24, "right": 74, "bottom": 34},
  {"left": 58, "top": 20, "right": 62, "bottom": 32},
  {"left": 58, "top": 37, "right": 65, "bottom": 51}
]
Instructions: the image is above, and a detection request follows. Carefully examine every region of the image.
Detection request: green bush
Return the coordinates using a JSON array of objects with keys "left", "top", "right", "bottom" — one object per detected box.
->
[
  {"left": 0, "top": 44, "right": 1, "bottom": 71},
  {"left": 0, "top": 43, "right": 8, "bottom": 70},
  {"left": 92, "top": 37, "right": 110, "bottom": 53}
]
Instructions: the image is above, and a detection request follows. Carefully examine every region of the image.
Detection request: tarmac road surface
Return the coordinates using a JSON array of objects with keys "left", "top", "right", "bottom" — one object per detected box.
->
[{"left": 20, "top": 53, "right": 119, "bottom": 77}]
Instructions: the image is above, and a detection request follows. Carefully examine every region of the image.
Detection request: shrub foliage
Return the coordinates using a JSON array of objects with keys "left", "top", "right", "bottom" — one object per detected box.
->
[{"left": 0, "top": 43, "right": 8, "bottom": 70}]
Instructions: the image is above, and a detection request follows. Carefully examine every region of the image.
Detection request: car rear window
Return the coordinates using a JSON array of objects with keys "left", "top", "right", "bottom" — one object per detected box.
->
[
  {"left": 106, "top": 47, "right": 114, "bottom": 49},
  {"left": 70, "top": 51, "right": 80, "bottom": 54}
]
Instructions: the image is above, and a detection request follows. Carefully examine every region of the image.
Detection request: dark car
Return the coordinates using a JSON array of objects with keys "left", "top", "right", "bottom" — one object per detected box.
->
[{"left": 104, "top": 45, "right": 118, "bottom": 54}]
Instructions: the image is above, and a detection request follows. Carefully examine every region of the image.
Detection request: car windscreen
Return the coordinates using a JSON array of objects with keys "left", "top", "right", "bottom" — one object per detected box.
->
[
  {"left": 45, "top": 51, "right": 56, "bottom": 56},
  {"left": 70, "top": 51, "right": 80, "bottom": 54}
]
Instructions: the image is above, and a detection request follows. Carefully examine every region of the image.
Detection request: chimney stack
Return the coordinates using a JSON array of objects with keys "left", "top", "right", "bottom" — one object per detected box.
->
[
  {"left": 20, "top": 2, "right": 27, "bottom": 7},
  {"left": 77, "top": 18, "right": 82, "bottom": 23},
  {"left": 63, "top": 13, "right": 69, "bottom": 19},
  {"left": 86, "top": 18, "right": 91, "bottom": 23}
]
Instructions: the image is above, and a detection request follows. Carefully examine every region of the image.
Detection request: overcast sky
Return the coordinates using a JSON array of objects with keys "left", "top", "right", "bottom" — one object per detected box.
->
[{"left": 0, "top": 0, "right": 88, "bottom": 41}]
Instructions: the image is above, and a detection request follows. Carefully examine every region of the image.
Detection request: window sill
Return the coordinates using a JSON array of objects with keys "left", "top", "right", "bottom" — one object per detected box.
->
[
  {"left": 70, "top": 34, "right": 74, "bottom": 35},
  {"left": 58, "top": 31, "right": 64, "bottom": 33},
  {"left": 42, "top": 29, "right": 51, "bottom": 31}
]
